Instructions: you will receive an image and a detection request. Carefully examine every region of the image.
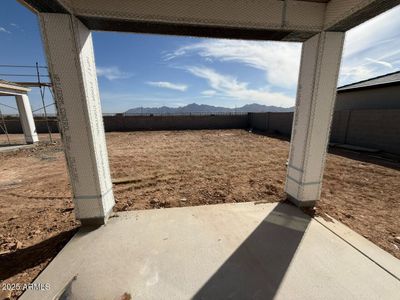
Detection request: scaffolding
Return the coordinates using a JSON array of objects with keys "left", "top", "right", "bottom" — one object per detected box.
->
[{"left": 0, "top": 63, "right": 55, "bottom": 144}]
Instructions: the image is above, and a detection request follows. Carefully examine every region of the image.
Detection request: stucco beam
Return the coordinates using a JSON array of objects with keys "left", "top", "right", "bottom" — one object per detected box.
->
[
  {"left": 72, "top": 0, "right": 326, "bottom": 32},
  {"left": 18, "top": 0, "right": 327, "bottom": 42},
  {"left": 0, "top": 83, "right": 30, "bottom": 96},
  {"left": 16, "top": 0, "right": 69, "bottom": 14},
  {"left": 324, "top": 0, "right": 400, "bottom": 31}
]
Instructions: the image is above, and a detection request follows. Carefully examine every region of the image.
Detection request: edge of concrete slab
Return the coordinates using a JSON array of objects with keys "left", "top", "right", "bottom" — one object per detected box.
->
[
  {"left": 0, "top": 144, "right": 36, "bottom": 153},
  {"left": 315, "top": 215, "right": 400, "bottom": 280},
  {"left": 19, "top": 202, "right": 400, "bottom": 300}
]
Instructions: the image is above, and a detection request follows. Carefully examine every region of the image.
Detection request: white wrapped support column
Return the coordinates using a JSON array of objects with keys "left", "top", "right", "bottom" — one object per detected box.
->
[
  {"left": 285, "top": 31, "right": 344, "bottom": 207},
  {"left": 39, "top": 13, "right": 115, "bottom": 226},
  {"left": 15, "top": 94, "right": 39, "bottom": 144}
]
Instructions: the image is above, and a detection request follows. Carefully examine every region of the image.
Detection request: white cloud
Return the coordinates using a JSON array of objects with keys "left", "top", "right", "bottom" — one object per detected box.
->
[
  {"left": 96, "top": 66, "right": 132, "bottom": 80},
  {"left": 9, "top": 23, "right": 24, "bottom": 32},
  {"left": 201, "top": 90, "right": 217, "bottom": 97},
  {"left": 187, "top": 66, "right": 294, "bottom": 107},
  {"left": 340, "top": 65, "right": 376, "bottom": 84},
  {"left": 340, "top": 5, "right": 400, "bottom": 85},
  {"left": 164, "top": 4, "right": 400, "bottom": 93},
  {"left": 146, "top": 81, "right": 188, "bottom": 91},
  {"left": 365, "top": 58, "right": 393, "bottom": 69},
  {"left": 167, "top": 39, "right": 301, "bottom": 90},
  {"left": 0, "top": 27, "right": 11, "bottom": 34}
]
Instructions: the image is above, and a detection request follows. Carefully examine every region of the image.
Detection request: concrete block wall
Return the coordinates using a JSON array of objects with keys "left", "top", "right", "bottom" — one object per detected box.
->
[
  {"left": 1, "top": 118, "right": 23, "bottom": 134},
  {"left": 125, "top": 114, "right": 248, "bottom": 130},
  {"left": 249, "top": 110, "right": 400, "bottom": 155},
  {"left": 1, "top": 117, "right": 59, "bottom": 134},
  {"left": 104, "top": 114, "right": 249, "bottom": 131},
  {"left": 34, "top": 118, "right": 59, "bottom": 133},
  {"left": 269, "top": 113, "right": 293, "bottom": 136},
  {"left": 102, "top": 114, "right": 125, "bottom": 132},
  {"left": 345, "top": 110, "right": 400, "bottom": 154},
  {"left": 330, "top": 110, "right": 351, "bottom": 144},
  {"left": 249, "top": 113, "right": 268, "bottom": 131},
  {"left": 2, "top": 110, "right": 400, "bottom": 155},
  {"left": 2, "top": 114, "right": 249, "bottom": 134},
  {"left": 249, "top": 112, "right": 293, "bottom": 136}
]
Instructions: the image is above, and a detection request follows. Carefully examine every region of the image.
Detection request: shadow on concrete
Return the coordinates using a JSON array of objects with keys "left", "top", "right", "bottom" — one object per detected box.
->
[
  {"left": 0, "top": 228, "right": 78, "bottom": 281},
  {"left": 193, "top": 203, "right": 311, "bottom": 300}
]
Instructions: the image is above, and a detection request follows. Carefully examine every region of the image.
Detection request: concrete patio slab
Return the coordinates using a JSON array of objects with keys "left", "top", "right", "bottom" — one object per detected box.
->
[
  {"left": 21, "top": 202, "right": 400, "bottom": 300},
  {"left": 0, "top": 144, "right": 34, "bottom": 153}
]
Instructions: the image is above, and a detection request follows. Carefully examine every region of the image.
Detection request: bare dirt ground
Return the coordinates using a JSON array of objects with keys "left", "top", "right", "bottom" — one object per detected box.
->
[{"left": 0, "top": 130, "right": 399, "bottom": 299}]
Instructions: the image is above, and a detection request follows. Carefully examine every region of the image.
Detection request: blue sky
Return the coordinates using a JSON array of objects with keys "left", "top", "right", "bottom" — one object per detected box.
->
[{"left": 0, "top": 1, "right": 399, "bottom": 114}]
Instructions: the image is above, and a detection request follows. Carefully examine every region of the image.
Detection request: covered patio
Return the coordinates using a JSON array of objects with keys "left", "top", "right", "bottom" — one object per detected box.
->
[{"left": 14, "top": 0, "right": 400, "bottom": 298}]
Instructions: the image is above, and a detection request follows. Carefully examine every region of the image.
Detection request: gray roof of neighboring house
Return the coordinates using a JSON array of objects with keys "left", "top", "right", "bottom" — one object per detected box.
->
[{"left": 338, "top": 70, "right": 400, "bottom": 92}]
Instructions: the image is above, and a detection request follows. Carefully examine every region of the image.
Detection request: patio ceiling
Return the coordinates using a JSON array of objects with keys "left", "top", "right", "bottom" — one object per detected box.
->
[{"left": 18, "top": 0, "right": 400, "bottom": 42}]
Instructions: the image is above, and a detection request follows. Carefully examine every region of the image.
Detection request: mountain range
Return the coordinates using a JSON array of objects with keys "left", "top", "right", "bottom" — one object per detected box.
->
[{"left": 125, "top": 103, "right": 293, "bottom": 114}]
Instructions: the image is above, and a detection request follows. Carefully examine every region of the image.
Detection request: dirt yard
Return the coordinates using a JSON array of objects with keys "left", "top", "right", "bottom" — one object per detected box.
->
[{"left": 0, "top": 130, "right": 399, "bottom": 299}]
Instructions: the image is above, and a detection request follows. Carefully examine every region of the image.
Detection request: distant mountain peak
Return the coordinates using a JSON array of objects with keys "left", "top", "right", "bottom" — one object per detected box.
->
[{"left": 125, "top": 103, "right": 293, "bottom": 114}]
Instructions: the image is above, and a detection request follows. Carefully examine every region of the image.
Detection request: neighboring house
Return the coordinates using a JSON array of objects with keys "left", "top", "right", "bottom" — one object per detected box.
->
[{"left": 335, "top": 71, "right": 400, "bottom": 111}]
